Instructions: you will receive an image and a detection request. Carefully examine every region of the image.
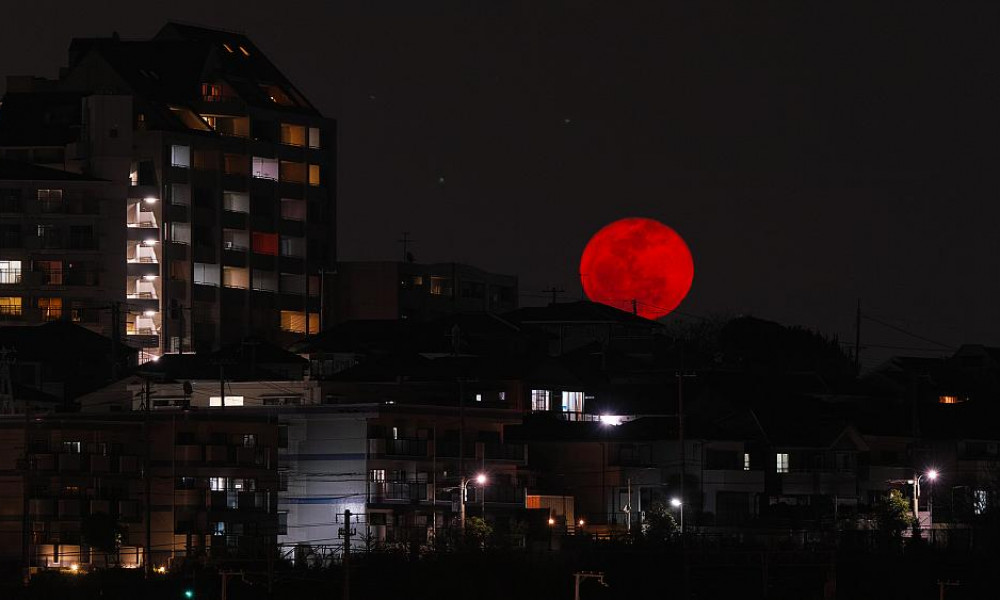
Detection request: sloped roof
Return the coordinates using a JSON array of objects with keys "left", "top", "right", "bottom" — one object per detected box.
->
[{"left": 504, "top": 301, "right": 664, "bottom": 326}]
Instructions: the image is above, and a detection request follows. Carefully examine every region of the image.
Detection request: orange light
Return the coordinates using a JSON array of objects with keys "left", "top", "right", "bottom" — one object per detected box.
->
[
  {"left": 938, "top": 395, "right": 962, "bottom": 404},
  {"left": 578, "top": 519, "right": 585, "bottom": 527},
  {"left": 548, "top": 517, "right": 555, "bottom": 526}
]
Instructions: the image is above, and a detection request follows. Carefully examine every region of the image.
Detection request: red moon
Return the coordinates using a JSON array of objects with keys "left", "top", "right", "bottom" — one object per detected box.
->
[{"left": 579, "top": 217, "right": 694, "bottom": 319}]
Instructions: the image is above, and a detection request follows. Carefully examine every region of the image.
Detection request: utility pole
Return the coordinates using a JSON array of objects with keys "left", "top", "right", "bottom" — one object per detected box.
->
[
  {"left": 631, "top": 298, "right": 638, "bottom": 315},
  {"left": 340, "top": 510, "right": 355, "bottom": 600},
  {"left": 110, "top": 301, "right": 122, "bottom": 380},
  {"left": 676, "top": 371, "right": 695, "bottom": 534},
  {"left": 143, "top": 377, "right": 153, "bottom": 577},
  {"left": 854, "top": 299, "right": 862, "bottom": 373},
  {"left": 397, "top": 232, "right": 415, "bottom": 262},
  {"left": 542, "top": 287, "right": 565, "bottom": 305}
]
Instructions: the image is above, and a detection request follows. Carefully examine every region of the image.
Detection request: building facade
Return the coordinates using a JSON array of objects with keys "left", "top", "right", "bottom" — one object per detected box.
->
[{"left": 0, "top": 23, "right": 337, "bottom": 359}]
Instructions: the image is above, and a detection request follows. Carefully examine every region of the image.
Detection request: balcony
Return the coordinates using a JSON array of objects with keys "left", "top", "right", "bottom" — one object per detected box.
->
[
  {"left": 372, "top": 482, "right": 429, "bottom": 503},
  {"left": 484, "top": 442, "right": 526, "bottom": 462},
  {"left": 370, "top": 438, "right": 429, "bottom": 458}
]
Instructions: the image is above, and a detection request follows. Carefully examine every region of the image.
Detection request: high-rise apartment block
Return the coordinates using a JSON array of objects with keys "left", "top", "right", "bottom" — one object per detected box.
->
[{"left": 0, "top": 23, "right": 336, "bottom": 359}]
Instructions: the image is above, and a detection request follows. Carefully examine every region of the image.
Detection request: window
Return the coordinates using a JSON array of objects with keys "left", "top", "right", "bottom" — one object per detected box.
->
[
  {"left": 370, "top": 469, "right": 386, "bottom": 483},
  {"left": 531, "top": 390, "right": 550, "bottom": 412},
  {"left": 37, "top": 260, "right": 62, "bottom": 285},
  {"left": 202, "top": 83, "right": 223, "bottom": 100},
  {"left": 209, "top": 395, "right": 245, "bottom": 407},
  {"left": 561, "top": 391, "right": 584, "bottom": 417},
  {"left": 280, "top": 310, "right": 318, "bottom": 334},
  {"left": 252, "top": 232, "right": 279, "bottom": 256},
  {"left": 499, "top": 391, "right": 506, "bottom": 401},
  {"left": 744, "top": 453, "right": 751, "bottom": 471},
  {"left": 242, "top": 434, "right": 257, "bottom": 448},
  {"left": 37, "top": 297, "right": 62, "bottom": 321},
  {"left": 252, "top": 269, "right": 278, "bottom": 292},
  {"left": 61, "top": 441, "right": 81, "bottom": 454},
  {"left": 2, "top": 296, "right": 24, "bottom": 316},
  {"left": 430, "top": 276, "right": 452, "bottom": 296},
  {"left": 280, "top": 273, "right": 306, "bottom": 294},
  {"left": 222, "top": 267, "right": 249, "bottom": 289},
  {"left": 171, "top": 223, "right": 192, "bottom": 245},
  {"left": 0, "top": 260, "right": 21, "bottom": 284},
  {"left": 280, "top": 198, "right": 306, "bottom": 221},
  {"left": 776, "top": 453, "right": 789, "bottom": 474},
  {"left": 280, "top": 236, "right": 305, "bottom": 258},
  {"left": 171, "top": 184, "right": 191, "bottom": 206},
  {"left": 171, "top": 145, "right": 191, "bottom": 168},
  {"left": 252, "top": 156, "right": 278, "bottom": 180},
  {"left": 974, "top": 489, "right": 988, "bottom": 515},
  {"left": 223, "top": 229, "right": 249, "bottom": 251},
  {"left": 308, "top": 164, "right": 321, "bottom": 186},
  {"left": 0, "top": 188, "right": 23, "bottom": 212},
  {"left": 280, "top": 124, "right": 306, "bottom": 146},
  {"left": 279, "top": 161, "right": 307, "bottom": 183},
  {"left": 224, "top": 154, "right": 249, "bottom": 176},
  {"left": 210, "top": 477, "right": 228, "bottom": 491},
  {"left": 37, "top": 189, "right": 63, "bottom": 213},
  {"left": 193, "top": 262, "right": 220, "bottom": 287},
  {"left": 308, "top": 127, "right": 320, "bottom": 149},
  {"left": 223, "top": 191, "right": 249, "bottom": 213}
]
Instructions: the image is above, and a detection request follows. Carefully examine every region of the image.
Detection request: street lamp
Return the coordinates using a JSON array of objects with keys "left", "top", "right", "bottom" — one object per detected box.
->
[
  {"left": 909, "top": 469, "right": 938, "bottom": 527},
  {"left": 458, "top": 472, "right": 488, "bottom": 531},
  {"left": 670, "top": 497, "right": 684, "bottom": 534}
]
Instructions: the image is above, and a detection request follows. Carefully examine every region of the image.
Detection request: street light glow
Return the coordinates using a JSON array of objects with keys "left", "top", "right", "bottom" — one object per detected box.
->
[
  {"left": 927, "top": 469, "right": 939, "bottom": 481},
  {"left": 475, "top": 473, "right": 487, "bottom": 485},
  {"left": 670, "top": 498, "right": 682, "bottom": 507}
]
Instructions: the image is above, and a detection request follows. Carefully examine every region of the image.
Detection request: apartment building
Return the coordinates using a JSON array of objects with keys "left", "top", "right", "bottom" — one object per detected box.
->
[
  {"left": 0, "top": 160, "right": 126, "bottom": 336},
  {"left": 0, "top": 411, "right": 279, "bottom": 572},
  {"left": 0, "top": 22, "right": 336, "bottom": 358}
]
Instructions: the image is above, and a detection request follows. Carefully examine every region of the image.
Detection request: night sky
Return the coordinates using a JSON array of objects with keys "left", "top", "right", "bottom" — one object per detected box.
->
[{"left": 2, "top": 1, "right": 997, "bottom": 368}]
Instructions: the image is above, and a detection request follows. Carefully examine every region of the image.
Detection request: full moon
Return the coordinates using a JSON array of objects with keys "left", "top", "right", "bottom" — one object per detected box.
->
[{"left": 579, "top": 217, "right": 694, "bottom": 319}]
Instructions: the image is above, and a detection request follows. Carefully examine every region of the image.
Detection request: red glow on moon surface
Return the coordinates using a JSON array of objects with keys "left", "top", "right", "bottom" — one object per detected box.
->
[{"left": 579, "top": 217, "right": 694, "bottom": 319}]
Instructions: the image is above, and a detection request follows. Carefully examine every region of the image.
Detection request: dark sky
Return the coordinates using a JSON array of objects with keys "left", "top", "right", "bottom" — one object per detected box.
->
[{"left": 2, "top": 1, "right": 998, "bottom": 368}]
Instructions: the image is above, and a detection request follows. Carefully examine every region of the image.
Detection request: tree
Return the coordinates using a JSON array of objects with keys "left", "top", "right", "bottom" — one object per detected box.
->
[
  {"left": 875, "top": 490, "right": 915, "bottom": 538},
  {"left": 464, "top": 517, "right": 493, "bottom": 550},
  {"left": 643, "top": 501, "right": 679, "bottom": 543},
  {"left": 81, "top": 512, "right": 125, "bottom": 565}
]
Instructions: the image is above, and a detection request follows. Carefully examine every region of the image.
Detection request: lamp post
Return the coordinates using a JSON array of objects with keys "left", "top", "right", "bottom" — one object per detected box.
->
[
  {"left": 671, "top": 497, "right": 684, "bottom": 534},
  {"left": 458, "top": 472, "right": 487, "bottom": 532},
  {"left": 910, "top": 469, "right": 938, "bottom": 529}
]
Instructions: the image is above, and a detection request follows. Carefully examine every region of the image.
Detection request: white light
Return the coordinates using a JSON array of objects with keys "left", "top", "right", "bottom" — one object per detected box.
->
[
  {"left": 927, "top": 470, "right": 939, "bottom": 481},
  {"left": 143, "top": 274, "right": 158, "bottom": 280},
  {"left": 599, "top": 415, "right": 624, "bottom": 426},
  {"left": 475, "top": 473, "right": 487, "bottom": 485},
  {"left": 151, "top": 355, "right": 161, "bottom": 362},
  {"left": 143, "top": 239, "right": 158, "bottom": 246},
  {"left": 143, "top": 197, "right": 158, "bottom": 204},
  {"left": 144, "top": 310, "right": 156, "bottom": 316},
  {"left": 670, "top": 498, "right": 682, "bottom": 507}
]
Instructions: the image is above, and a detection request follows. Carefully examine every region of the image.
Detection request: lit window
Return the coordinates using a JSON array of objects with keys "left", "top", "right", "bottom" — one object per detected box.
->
[
  {"left": 430, "top": 276, "right": 451, "bottom": 296},
  {"left": 279, "top": 236, "right": 305, "bottom": 258},
  {"left": 242, "top": 434, "right": 256, "bottom": 448},
  {"left": 193, "top": 262, "right": 220, "bottom": 287},
  {"left": 252, "top": 157, "right": 278, "bottom": 180},
  {"left": 37, "top": 297, "right": 62, "bottom": 321},
  {"left": 531, "top": 390, "right": 551, "bottom": 412},
  {"left": 938, "top": 395, "right": 965, "bottom": 404},
  {"left": 280, "top": 124, "right": 306, "bottom": 146},
  {"left": 209, "top": 396, "right": 244, "bottom": 407},
  {"left": 238, "top": 45, "right": 250, "bottom": 57},
  {"left": 308, "top": 127, "right": 320, "bottom": 149},
  {"left": 202, "top": 83, "right": 223, "bottom": 100},
  {"left": 475, "top": 394, "right": 483, "bottom": 402},
  {"left": 308, "top": 164, "right": 321, "bottom": 186},
  {"left": 561, "top": 391, "right": 584, "bottom": 415},
  {"left": 37, "top": 260, "right": 62, "bottom": 285},
  {"left": 222, "top": 43, "right": 234, "bottom": 54},
  {"left": 37, "top": 189, "right": 64, "bottom": 213},
  {"left": 252, "top": 232, "right": 279, "bottom": 256},
  {"left": 370, "top": 469, "right": 386, "bottom": 483},
  {"left": 974, "top": 489, "right": 988, "bottom": 515},
  {"left": 776, "top": 453, "right": 789, "bottom": 474},
  {"left": 222, "top": 266, "right": 249, "bottom": 289},
  {"left": 0, "top": 260, "right": 22, "bottom": 284},
  {"left": 61, "top": 441, "right": 81, "bottom": 454},
  {"left": 212, "top": 522, "right": 226, "bottom": 536},
  {"left": 0, "top": 297, "right": 22, "bottom": 316},
  {"left": 223, "top": 191, "right": 249, "bottom": 213},
  {"left": 171, "top": 223, "right": 192, "bottom": 245},
  {"left": 210, "top": 477, "right": 228, "bottom": 491},
  {"left": 170, "top": 145, "right": 191, "bottom": 167},
  {"left": 744, "top": 453, "right": 751, "bottom": 471},
  {"left": 280, "top": 310, "right": 319, "bottom": 334}
]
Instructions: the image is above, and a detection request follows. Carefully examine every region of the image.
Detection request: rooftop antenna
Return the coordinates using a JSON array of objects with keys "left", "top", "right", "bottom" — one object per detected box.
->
[{"left": 398, "top": 232, "right": 416, "bottom": 262}]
